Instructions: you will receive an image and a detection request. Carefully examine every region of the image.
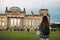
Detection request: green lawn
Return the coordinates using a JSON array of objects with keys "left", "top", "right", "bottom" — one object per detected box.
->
[{"left": 0, "top": 31, "right": 60, "bottom": 40}]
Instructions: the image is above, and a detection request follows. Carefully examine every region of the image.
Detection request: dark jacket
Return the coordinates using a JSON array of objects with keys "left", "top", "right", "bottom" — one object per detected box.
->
[{"left": 39, "top": 26, "right": 50, "bottom": 38}]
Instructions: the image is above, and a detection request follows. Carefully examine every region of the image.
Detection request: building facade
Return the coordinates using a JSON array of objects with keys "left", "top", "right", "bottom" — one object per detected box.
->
[{"left": 0, "top": 7, "right": 50, "bottom": 31}]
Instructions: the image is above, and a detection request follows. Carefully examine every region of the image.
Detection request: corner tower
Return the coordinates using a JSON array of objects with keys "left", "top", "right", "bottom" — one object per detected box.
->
[{"left": 39, "top": 9, "right": 50, "bottom": 23}]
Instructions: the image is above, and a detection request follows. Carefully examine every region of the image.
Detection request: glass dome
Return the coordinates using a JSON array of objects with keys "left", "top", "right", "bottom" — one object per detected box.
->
[{"left": 9, "top": 7, "right": 22, "bottom": 12}]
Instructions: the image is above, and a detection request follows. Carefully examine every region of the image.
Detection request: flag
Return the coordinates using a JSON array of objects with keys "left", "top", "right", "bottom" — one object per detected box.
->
[{"left": 31, "top": 11, "right": 34, "bottom": 17}]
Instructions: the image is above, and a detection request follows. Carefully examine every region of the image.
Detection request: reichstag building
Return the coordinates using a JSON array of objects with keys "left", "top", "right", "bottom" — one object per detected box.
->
[{"left": 0, "top": 7, "right": 50, "bottom": 31}]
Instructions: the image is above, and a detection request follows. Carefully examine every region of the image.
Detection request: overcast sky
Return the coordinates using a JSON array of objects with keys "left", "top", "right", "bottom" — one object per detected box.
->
[{"left": 0, "top": 0, "right": 60, "bottom": 22}]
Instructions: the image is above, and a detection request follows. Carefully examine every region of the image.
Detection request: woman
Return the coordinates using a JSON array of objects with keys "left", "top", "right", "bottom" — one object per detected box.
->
[{"left": 39, "top": 16, "right": 50, "bottom": 40}]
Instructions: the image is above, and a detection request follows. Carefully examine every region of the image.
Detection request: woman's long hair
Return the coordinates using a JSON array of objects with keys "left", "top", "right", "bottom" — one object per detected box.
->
[{"left": 40, "top": 16, "right": 50, "bottom": 27}]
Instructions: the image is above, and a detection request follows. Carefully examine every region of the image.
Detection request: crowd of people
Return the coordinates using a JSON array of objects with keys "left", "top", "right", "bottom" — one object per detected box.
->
[{"left": 0, "top": 26, "right": 37, "bottom": 31}]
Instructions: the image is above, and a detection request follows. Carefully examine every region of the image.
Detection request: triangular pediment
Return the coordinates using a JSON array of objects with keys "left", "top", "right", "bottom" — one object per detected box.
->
[{"left": 11, "top": 11, "right": 20, "bottom": 15}]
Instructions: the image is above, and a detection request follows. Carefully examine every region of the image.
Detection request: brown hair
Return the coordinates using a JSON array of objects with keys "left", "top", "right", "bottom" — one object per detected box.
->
[{"left": 40, "top": 16, "right": 50, "bottom": 27}]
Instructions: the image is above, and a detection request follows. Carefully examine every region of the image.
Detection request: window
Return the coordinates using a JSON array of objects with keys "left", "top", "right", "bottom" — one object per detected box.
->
[
  {"left": 24, "top": 19, "right": 29, "bottom": 27},
  {"left": 32, "top": 19, "right": 35, "bottom": 27},
  {"left": 28, "top": 19, "right": 31, "bottom": 27}
]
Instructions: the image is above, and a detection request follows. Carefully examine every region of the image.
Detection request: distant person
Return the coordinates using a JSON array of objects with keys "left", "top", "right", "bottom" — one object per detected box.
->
[
  {"left": 27, "top": 28, "right": 30, "bottom": 32},
  {"left": 39, "top": 16, "right": 50, "bottom": 40}
]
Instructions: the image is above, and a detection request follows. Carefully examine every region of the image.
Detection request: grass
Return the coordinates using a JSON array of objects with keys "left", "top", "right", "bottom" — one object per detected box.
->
[
  {"left": 0, "top": 31, "right": 60, "bottom": 40},
  {"left": 50, "top": 31, "right": 60, "bottom": 40}
]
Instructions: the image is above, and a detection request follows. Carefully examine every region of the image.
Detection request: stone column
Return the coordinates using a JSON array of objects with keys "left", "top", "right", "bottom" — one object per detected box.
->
[
  {"left": 7, "top": 17, "right": 9, "bottom": 27},
  {"left": 21, "top": 17, "right": 24, "bottom": 28},
  {"left": 19, "top": 17, "right": 20, "bottom": 27},
  {"left": 16, "top": 17, "right": 18, "bottom": 27},
  {"left": 13, "top": 17, "right": 14, "bottom": 27},
  {"left": 17, "top": 17, "right": 20, "bottom": 27},
  {"left": 9, "top": 17, "right": 11, "bottom": 27},
  {"left": 18, "top": 17, "right": 20, "bottom": 27},
  {"left": 20, "top": 17, "right": 22, "bottom": 27}
]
